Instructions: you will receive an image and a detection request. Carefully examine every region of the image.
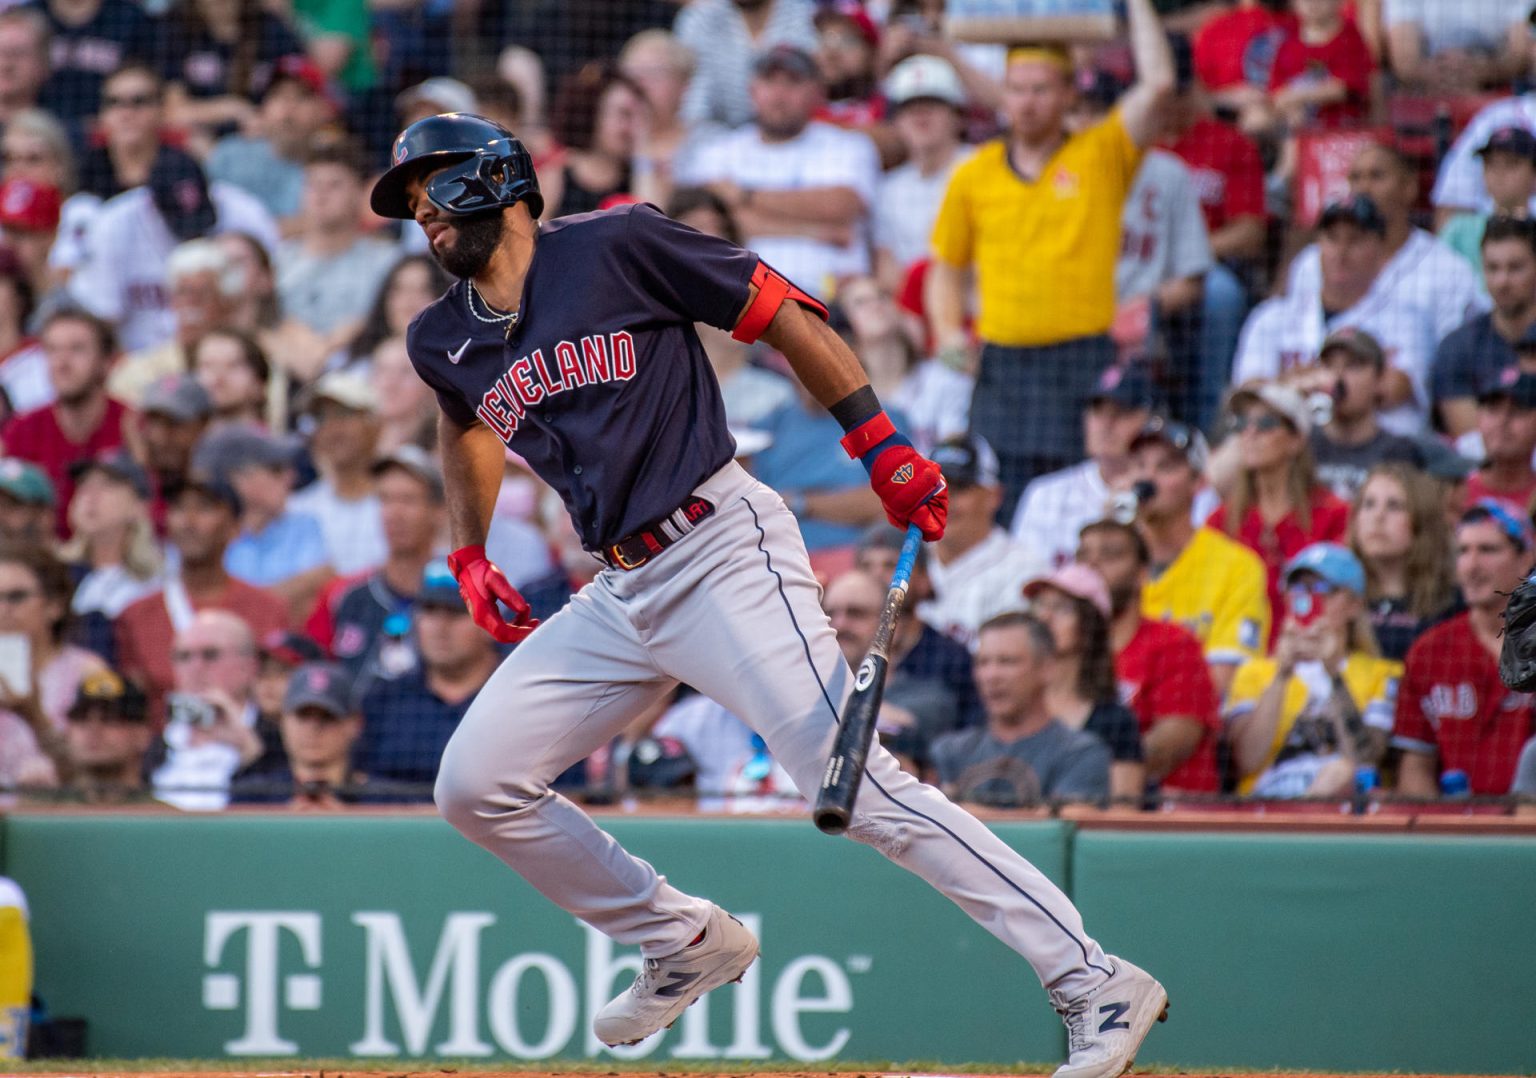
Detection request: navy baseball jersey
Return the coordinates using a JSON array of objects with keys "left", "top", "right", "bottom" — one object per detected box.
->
[{"left": 407, "top": 203, "right": 816, "bottom": 551}]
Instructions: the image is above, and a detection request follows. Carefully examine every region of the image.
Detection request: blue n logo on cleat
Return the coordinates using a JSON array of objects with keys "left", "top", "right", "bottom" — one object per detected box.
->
[
  {"left": 656, "top": 971, "right": 701, "bottom": 998},
  {"left": 1098, "top": 1002, "right": 1132, "bottom": 1033}
]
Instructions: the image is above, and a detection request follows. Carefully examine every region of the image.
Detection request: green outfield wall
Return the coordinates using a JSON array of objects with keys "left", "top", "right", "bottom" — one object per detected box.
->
[{"left": 3, "top": 812, "right": 1534, "bottom": 1072}]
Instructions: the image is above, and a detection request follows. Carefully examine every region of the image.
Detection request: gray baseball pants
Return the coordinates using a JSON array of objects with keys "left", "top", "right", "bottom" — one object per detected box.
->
[{"left": 434, "top": 461, "right": 1111, "bottom": 998}]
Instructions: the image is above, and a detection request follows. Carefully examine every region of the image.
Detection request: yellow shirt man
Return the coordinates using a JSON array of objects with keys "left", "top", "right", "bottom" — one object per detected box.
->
[
  {"left": 930, "top": 111, "right": 1142, "bottom": 347},
  {"left": 1224, "top": 653, "right": 1402, "bottom": 796},
  {"left": 1142, "top": 525, "right": 1271, "bottom": 671}
]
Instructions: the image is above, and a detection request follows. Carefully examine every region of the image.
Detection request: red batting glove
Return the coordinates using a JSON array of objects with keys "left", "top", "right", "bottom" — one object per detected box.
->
[
  {"left": 446, "top": 545, "right": 540, "bottom": 644},
  {"left": 869, "top": 445, "right": 948, "bottom": 541},
  {"left": 840, "top": 411, "right": 947, "bottom": 541}
]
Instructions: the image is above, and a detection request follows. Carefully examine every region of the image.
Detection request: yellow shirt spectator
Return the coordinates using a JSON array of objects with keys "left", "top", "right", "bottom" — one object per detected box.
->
[
  {"left": 0, "top": 877, "right": 30, "bottom": 1060},
  {"left": 1142, "top": 526, "right": 1271, "bottom": 669},
  {"left": 1224, "top": 653, "right": 1402, "bottom": 796},
  {"left": 930, "top": 110, "right": 1142, "bottom": 347}
]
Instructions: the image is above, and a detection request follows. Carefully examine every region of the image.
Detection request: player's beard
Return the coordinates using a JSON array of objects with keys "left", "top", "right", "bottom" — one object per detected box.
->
[{"left": 432, "top": 210, "right": 505, "bottom": 279}]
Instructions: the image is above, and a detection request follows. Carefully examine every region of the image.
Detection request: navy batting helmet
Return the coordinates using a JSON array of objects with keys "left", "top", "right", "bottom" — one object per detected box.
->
[{"left": 370, "top": 112, "right": 543, "bottom": 221}]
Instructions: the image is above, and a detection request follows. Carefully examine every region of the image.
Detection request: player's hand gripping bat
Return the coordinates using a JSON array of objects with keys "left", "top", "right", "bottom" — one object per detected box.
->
[{"left": 813, "top": 523, "right": 922, "bottom": 835}]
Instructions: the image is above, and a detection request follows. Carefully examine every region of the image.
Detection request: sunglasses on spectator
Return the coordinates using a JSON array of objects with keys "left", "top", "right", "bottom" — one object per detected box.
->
[
  {"left": 0, "top": 587, "right": 39, "bottom": 606},
  {"left": 172, "top": 646, "right": 230, "bottom": 663},
  {"left": 1230, "top": 413, "right": 1288, "bottom": 434},
  {"left": 1287, "top": 579, "right": 1338, "bottom": 598},
  {"left": 103, "top": 93, "right": 157, "bottom": 109}
]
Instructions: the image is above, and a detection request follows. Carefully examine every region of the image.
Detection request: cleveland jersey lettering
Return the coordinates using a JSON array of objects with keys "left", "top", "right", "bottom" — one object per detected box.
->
[
  {"left": 406, "top": 204, "right": 757, "bottom": 551},
  {"left": 474, "top": 331, "right": 638, "bottom": 439}
]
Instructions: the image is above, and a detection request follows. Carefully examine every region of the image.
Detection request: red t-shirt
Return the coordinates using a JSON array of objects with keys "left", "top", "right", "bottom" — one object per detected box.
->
[
  {"left": 1268, "top": 22, "right": 1374, "bottom": 129},
  {"left": 2, "top": 398, "right": 130, "bottom": 536},
  {"left": 1193, "top": 6, "right": 1288, "bottom": 90},
  {"left": 1207, "top": 487, "right": 1351, "bottom": 648},
  {"left": 115, "top": 579, "right": 291, "bottom": 727},
  {"left": 1116, "top": 617, "right": 1222, "bottom": 793},
  {"left": 1394, "top": 612, "right": 1535, "bottom": 795},
  {"left": 1165, "top": 118, "right": 1266, "bottom": 235},
  {"left": 1463, "top": 471, "right": 1536, "bottom": 516}
]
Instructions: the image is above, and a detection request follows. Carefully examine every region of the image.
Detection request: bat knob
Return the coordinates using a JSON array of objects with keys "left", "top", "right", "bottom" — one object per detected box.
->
[{"left": 813, "top": 805, "right": 852, "bottom": 835}]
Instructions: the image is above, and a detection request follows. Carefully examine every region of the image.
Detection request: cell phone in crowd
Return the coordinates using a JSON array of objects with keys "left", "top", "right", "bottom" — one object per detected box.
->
[
  {"left": 166, "top": 692, "right": 219, "bottom": 728},
  {"left": 1287, "top": 589, "right": 1326, "bottom": 629},
  {"left": 0, "top": 633, "right": 31, "bottom": 697}
]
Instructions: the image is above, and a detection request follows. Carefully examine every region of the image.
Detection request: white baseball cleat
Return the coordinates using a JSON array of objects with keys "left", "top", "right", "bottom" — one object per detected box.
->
[
  {"left": 593, "top": 904, "right": 760, "bottom": 1047},
  {"left": 1049, "top": 957, "right": 1169, "bottom": 1078}
]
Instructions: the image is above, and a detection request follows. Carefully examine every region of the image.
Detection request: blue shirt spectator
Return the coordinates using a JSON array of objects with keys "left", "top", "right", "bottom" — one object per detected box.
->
[{"left": 354, "top": 559, "right": 502, "bottom": 788}]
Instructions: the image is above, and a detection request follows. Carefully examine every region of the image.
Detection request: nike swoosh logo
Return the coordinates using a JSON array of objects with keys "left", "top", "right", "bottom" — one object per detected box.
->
[{"left": 447, "top": 338, "right": 471, "bottom": 364}]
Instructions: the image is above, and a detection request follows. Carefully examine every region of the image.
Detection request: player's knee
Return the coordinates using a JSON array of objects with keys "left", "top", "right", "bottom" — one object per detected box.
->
[{"left": 433, "top": 768, "right": 480, "bottom": 832}]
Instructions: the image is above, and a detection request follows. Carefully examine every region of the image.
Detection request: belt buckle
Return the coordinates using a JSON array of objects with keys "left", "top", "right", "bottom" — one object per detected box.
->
[{"left": 610, "top": 543, "right": 649, "bottom": 571}]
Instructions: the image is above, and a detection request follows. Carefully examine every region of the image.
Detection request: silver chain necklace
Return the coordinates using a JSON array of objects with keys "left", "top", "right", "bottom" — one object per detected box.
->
[{"left": 467, "top": 280, "right": 519, "bottom": 331}]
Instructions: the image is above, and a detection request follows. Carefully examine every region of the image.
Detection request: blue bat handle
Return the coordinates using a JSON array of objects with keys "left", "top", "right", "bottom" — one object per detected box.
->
[{"left": 891, "top": 523, "right": 922, "bottom": 592}]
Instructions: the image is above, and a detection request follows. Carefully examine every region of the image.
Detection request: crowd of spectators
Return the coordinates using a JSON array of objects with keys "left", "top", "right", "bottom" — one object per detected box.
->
[{"left": 1, "top": 0, "right": 1535, "bottom": 814}]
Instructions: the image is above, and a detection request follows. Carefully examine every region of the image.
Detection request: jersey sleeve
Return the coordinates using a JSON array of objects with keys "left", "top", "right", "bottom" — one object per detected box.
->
[
  {"left": 1360, "top": 658, "right": 1404, "bottom": 732},
  {"left": 1222, "top": 657, "right": 1272, "bottom": 721},
  {"left": 929, "top": 158, "right": 976, "bottom": 269},
  {"left": 405, "top": 312, "right": 480, "bottom": 429},
  {"left": 1231, "top": 298, "right": 1288, "bottom": 385},
  {"left": 624, "top": 203, "right": 762, "bottom": 331},
  {"left": 1098, "top": 110, "right": 1144, "bottom": 197},
  {"left": 1208, "top": 552, "right": 1271, "bottom": 667},
  {"left": 1166, "top": 163, "right": 1214, "bottom": 280}
]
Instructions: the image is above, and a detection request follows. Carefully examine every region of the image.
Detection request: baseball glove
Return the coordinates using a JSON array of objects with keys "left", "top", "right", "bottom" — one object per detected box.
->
[{"left": 1500, "top": 571, "right": 1536, "bottom": 691}]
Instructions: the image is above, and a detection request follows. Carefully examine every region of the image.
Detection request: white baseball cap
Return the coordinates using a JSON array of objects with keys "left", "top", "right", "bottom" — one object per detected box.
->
[
  {"left": 397, "top": 76, "right": 478, "bottom": 117},
  {"left": 885, "top": 55, "right": 966, "bottom": 109}
]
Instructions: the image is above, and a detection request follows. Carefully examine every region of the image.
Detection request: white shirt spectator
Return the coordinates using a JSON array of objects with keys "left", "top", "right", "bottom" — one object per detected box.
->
[
  {"left": 917, "top": 527, "right": 1033, "bottom": 650},
  {"left": 676, "top": 121, "right": 880, "bottom": 298},
  {"left": 1011, "top": 461, "right": 1111, "bottom": 578},
  {"left": 652, "top": 693, "right": 757, "bottom": 800},
  {"left": 152, "top": 699, "right": 259, "bottom": 812},
  {"left": 1286, "top": 228, "right": 1488, "bottom": 343},
  {"left": 1433, "top": 94, "right": 1536, "bottom": 214},
  {"left": 66, "top": 183, "right": 279, "bottom": 352},
  {"left": 891, "top": 359, "right": 973, "bottom": 455},
  {"left": 276, "top": 236, "right": 398, "bottom": 337},
  {"left": 1383, "top": 0, "right": 1531, "bottom": 55},
  {"left": 72, "top": 564, "right": 162, "bottom": 619},
  {"left": 1011, "top": 460, "right": 1222, "bottom": 574},
  {"left": 287, "top": 479, "right": 386, "bottom": 577},
  {"left": 49, "top": 192, "right": 106, "bottom": 277},
  {"left": 675, "top": 0, "right": 818, "bottom": 131},
  {"left": 1232, "top": 290, "right": 1440, "bottom": 435},
  {"left": 873, "top": 147, "right": 968, "bottom": 275},
  {"left": 1116, "top": 149, "right": 1213, "bottom": 302}
]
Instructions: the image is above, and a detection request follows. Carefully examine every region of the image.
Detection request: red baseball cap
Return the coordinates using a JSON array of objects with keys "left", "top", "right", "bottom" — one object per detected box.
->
[
  {"left": 815, "top": 0, "right": 880, "bottom": 48},
  {"left": 0, "top": 178, "right": 60, "bottom": 232}
]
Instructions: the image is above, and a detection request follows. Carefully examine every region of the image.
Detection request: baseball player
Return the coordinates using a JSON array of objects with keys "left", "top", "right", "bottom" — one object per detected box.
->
[{"left": 370, "top": 112, "right": 1167, "bottom": 1078}]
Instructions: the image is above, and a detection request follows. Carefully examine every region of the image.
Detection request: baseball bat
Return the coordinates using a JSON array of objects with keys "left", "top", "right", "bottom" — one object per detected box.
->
[{"left": 813, "top": 522, "right": 923, "bottom": 835}]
